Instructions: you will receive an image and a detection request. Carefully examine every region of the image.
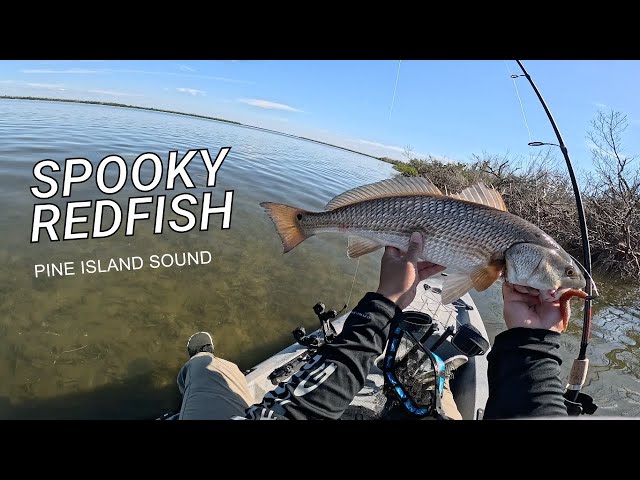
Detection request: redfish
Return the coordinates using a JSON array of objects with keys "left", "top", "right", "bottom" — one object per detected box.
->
[{"left": 261, "top": 177, "right": 586, "bottom": 325}]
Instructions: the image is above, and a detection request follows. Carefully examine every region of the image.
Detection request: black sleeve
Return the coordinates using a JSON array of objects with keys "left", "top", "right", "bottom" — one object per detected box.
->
[
  {"left": 240, "top": 292, "right": 400, "bottom": 420},
  {"left": 484, "top": 328, "right": 568, "bottom": 419}
]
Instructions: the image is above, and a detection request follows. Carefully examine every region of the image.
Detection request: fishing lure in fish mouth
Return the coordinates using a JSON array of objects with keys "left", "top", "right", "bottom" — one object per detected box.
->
[{"left": 559, "top": 289, "right": 589, "bottom": 332}]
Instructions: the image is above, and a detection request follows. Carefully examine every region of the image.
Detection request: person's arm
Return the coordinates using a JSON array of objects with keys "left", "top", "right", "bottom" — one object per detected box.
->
[
  {"left": 240, "top": 232, "right": 445, "bottom": 420},
  {"left": 241, "top": 291, "right": 400, "bottom": 420},
  {"left": 484, "top": 282, "right": 568, "bottom": 419}
]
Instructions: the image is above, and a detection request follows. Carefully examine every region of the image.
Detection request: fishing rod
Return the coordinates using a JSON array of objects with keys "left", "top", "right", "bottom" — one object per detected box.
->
[{"left": 511, "top": 60, "right": 597, "bottom": 414}]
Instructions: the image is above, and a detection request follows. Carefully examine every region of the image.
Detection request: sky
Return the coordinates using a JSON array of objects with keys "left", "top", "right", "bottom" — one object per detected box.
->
[{"left": 0, "top": 60, "right": 638, "bottom": 170}]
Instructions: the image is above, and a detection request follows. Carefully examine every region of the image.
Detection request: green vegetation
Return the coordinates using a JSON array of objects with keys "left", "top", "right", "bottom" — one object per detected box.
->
[
  {"left": 379, "top": 157, "right": 402, "bottom": 165},
  {"left": 392, "top": 110, "right": 640, "bottom": 282},
  {"left": 392, "top": 162, "right": 418, "bottom": 176}
]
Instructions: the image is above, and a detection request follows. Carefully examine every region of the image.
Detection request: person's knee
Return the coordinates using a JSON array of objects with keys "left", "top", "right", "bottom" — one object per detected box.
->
[
  {"left": 177, "top": 352, "right": 215, "bottom": 392},
  {"left": 442, "top": 379, "right": 463, "bottom": 420}
]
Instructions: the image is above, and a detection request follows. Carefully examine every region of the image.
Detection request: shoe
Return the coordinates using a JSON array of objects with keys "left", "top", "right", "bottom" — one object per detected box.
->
[
  {"left": 444, "top": 354, "right": 468, "bottom": 378},
  {"left": 187, "top": 332, "right": 214, "bottom": 358}
]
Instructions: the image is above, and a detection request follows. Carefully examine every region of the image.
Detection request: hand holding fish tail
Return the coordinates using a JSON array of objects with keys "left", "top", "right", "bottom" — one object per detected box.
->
[{"left": 376, "top": 231, "right": 446, "bottom": 310}]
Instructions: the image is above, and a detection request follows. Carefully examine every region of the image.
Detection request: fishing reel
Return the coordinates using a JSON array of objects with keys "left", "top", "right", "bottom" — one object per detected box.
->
[
  {"left": 292, "top": 302, "right": 343, "bottom": 347},
  {"left": 269, "top": 302, "right": 344, "bottom": 385},
  {"left": 313, "top": 302, "right": 342, "bottom": 344}
]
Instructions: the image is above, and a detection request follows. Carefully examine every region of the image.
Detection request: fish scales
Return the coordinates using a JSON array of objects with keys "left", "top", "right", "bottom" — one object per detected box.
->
[{"left": 300, "top": 195, "right": 558, "bottom": 271}]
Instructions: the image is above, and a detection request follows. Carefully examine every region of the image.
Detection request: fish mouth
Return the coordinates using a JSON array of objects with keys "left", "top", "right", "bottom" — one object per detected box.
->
[
  {"left": 542, "top": 287, "right": 587, "bottom": 303},
  {"left": 540, "top": 289, "right": 561, "bottom": 303}
]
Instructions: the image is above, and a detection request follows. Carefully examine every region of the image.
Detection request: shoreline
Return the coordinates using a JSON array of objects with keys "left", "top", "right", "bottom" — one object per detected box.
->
[{"left": 0, "top": 96, "right": 386, "bottom": 162}]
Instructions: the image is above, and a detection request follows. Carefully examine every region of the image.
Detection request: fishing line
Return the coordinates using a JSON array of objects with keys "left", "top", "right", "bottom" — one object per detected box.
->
[
  {"left": 417, "top": 285, "right": 463, "bottom": 331},
  {"left": 343, "top": 62, "right": 402, "bottom": 310},
  {"left": 345, "top": 257, "right": 361, "bottom": 309},
  {"left": 389, "top": 60, "right": 402, "bottom": 120},
  {"left": 504, "top": 60, "right": 541, "bottom": 231},
  {"left": 387, "top": 60, "right": 459, "bottom": 330},
  {"left": 341, "top": 61, "right": 402, "bottom": 313},
  {"left": 569, "top": 254, "right": 599, "bottom": 298},
  {"left": 504, "top": 61, "right": 533, "bottom": 144}
]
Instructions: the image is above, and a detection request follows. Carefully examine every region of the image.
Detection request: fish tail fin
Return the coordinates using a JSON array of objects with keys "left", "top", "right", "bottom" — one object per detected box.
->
[{"left": 260, "top": 202, "right": 312, "bottom": 253}]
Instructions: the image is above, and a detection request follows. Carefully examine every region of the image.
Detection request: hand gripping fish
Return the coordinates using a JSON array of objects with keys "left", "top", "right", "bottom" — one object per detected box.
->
[{"left": 261, "top": 177, "right": 586, "bottom": 330}]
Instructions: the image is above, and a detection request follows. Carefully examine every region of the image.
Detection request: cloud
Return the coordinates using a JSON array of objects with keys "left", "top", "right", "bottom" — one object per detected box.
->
[
  {"left": 352, "top": 138, "right": 447, "bottom": 161},
  {"left": 26, "top": 82, "right": 65, "bottom": 91},
  {"left": 238, "top": 98, "right": 303, "bottom": 112},
  {"left": 87, "top": 89, "right": 142, "bottom": 97},
  {"left": 21, "top": 66, "right": 254, "bottom": 84},
  {"left": 0, "top": 80, "right": 143, "bottom": 98},
  {"left": 118, "top": 69, "right": 254, "bottom": 84},
  {"left": 594, "top": 102, "right": 608, "bottom": 109},
  {"left": 178, "top": 64, "right": 196, "bottom": 72},
  {"left": 177, "top": 87, "right": 205, "bottom": 96},
  {"left": 22, "top": 69, "right": 102, "bottom": 74},
  {"left": 356, "top": 139, "right": 406, "bottom": 153}
]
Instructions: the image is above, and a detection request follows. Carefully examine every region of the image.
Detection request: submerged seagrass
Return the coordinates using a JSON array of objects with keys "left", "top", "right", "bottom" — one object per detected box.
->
[{"left": 261, "top": 177, "right": 586, "bottom": 328}]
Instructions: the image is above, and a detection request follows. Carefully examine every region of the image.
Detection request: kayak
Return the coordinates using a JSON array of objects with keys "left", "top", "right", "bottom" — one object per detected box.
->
[
  {"left": 243, "top": 273, "right": 490, "bottom": 420},
  {"left": 158, "top": 273, "right": 490, "bottom": 420}
]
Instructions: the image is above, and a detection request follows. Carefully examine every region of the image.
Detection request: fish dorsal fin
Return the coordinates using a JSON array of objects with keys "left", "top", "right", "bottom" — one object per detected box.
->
[
  {"left": 325, "top": 177, "right": 443, "bottom": 211},
  {"left": 450, "top": 183, "right": 508, "bottom": 212}
]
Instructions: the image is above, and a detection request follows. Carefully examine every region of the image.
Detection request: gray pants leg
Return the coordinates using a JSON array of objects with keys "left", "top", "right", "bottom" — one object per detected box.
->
[{"left": 177, "top": 352, "right": 255, "bottom": 420}]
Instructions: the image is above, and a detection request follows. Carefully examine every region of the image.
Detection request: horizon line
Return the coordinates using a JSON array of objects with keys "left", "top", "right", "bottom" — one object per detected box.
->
[{"left": 0, "top": 95, "right": 396, "bottom": 163}]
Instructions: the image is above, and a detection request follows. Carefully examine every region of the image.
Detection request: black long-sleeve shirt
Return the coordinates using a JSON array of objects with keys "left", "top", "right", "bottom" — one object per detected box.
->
[
  {"left": 484, "top": 328, "right": 568, "bottom": 418},
  {"left": 239, "top": 292, "right": 568, "bottom": 420}
]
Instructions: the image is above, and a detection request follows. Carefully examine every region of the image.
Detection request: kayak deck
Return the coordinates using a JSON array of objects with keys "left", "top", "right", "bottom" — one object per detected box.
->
[{"left": 245, "top": 274, "right": 490, "bottom": 420}]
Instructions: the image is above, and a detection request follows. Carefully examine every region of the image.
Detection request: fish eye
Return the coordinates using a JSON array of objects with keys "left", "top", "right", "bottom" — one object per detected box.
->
[
  {"left": 565, "top": 266, "right": 576, "bottom": 277},
  {"left": 296, "top": 213, "right": 303, "bottom": 220}
]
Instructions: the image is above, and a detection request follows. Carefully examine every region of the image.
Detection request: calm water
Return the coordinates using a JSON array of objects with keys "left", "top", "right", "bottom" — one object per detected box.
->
[{"left": 0, "top": 99, "right": 638, "bottom": 419}]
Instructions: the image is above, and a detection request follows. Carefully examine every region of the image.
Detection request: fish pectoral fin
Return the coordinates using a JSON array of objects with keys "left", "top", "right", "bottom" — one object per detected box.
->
[
  {"left": 450, "top": 183, "right": 508, "bottom": 212},
  {"left": 470, "top": 262, "right": 504, "bottom": 292},
  {"left": 347, "top": 236, "right": 383, "bottom": 258},
  {"left": 441, "top": 272, "right": 474, "bottom": 305}
]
